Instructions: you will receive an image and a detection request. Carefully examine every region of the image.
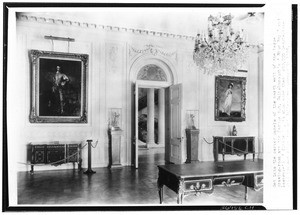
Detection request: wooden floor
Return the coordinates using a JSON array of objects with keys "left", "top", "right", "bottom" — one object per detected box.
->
[{"left": 18, "top": 148, "right": 263, "bottom": 205}]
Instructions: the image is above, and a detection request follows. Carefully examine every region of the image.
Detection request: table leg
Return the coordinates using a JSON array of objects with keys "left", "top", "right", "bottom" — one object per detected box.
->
[
  {"left": 78, "top": 158, "right": 82, "bottom": 171},
  {"left": 177, "top": 193, "right": 184, "bottom": 204},
  {"left": 30, "top": 165, "right": 34, "bottom": 174},
  {"left": 245, "top": 186, "right": 248, "bottom": 200},
  {"left": 157, "top": 179, "right": 164, "bottom": 204},
  {"left": 244, "top": 154, "right": 246, "bottom": 160},
  {"left": 253, "top": 153, "right": 255, "bottom": 161},
  {"left": 158, "top": 186, "right": 164, "bottom": 204},
  {"left": 177, "top": 180, "right": 184, "bottom": 204},
  {"left": 213, "top": 140, "right": 218, "bottom": 162}
]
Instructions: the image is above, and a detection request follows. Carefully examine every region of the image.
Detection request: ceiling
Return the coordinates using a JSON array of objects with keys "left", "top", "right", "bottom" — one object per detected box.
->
[{"left": 19, "top": 7, "right": 264, "bottom": 44}]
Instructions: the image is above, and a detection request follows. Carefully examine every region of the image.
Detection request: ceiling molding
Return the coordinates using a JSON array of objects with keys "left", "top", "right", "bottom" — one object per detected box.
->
[{"left": 17, "top": 14, "right": 195, "bottom": 41}]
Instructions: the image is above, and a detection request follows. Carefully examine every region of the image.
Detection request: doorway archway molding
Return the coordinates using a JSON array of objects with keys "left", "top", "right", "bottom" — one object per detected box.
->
[
  {"left": 129, "top": 53, "right": 177, "bottom": 86},
  {"left": 125, "top": 53, "right": 177, "bottom": 166}
]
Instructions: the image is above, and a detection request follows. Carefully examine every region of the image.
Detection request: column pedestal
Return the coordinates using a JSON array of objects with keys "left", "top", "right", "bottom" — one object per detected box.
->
[
  {"left": 108, "top": 128, "right": 123, "bottom": 168},
  {"left": 185, "top": 129, "right": 200, "bottom": 163}
]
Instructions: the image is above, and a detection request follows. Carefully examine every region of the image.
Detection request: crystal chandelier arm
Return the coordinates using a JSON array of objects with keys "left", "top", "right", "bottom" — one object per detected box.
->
[{"left": 193, "top": 13, "right": 251, "bottom": 74}]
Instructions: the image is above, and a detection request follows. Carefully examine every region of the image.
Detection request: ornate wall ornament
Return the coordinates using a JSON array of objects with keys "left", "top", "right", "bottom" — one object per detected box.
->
[
  {"left": 137, "top": 64, "right": 167, "bottom": 82},
  {"left": 106, "top": 44, "right": 122, "bottom": 73},
  {"left": 129, "top": 44, "right": 177, "bottom": 61}
]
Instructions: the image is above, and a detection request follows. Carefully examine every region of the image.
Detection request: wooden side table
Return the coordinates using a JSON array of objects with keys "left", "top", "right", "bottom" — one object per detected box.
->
[
  {"left": 213, "top": 136, "right": 255, "bottom": 162},
  {"left": 29, "top": 143, "right": 82, "bottom": 174}
]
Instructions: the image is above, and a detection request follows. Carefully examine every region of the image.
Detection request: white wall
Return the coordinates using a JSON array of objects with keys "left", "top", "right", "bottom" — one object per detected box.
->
[
  {"left": 11, "top": 14, "right": 263, "bottom": 172},
  {"left": 196, "top": 49, "right": 262, "bottom": 162}
]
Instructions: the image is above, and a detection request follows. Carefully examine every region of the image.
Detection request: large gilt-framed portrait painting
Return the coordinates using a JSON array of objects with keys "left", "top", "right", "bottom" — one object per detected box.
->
[
  {"left": 215, "top": 76, "right": 246, "bottom": 122},
  {"left": 29, "top": 50, "right": 88, "bottom": 123}
]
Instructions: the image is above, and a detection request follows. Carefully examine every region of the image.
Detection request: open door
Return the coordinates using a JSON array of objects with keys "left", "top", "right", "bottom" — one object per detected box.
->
[
  {"left": 134, "top": 83, "right": 139, "bottom": 168},
  {"left": 168, "top": 83, "right": 183, "bottom": 164}
]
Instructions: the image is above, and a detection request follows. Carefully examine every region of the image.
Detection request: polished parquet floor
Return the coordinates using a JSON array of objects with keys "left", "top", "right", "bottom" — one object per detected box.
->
[{"left": 18, "top": 147, "right": 263, "bottom": 205}]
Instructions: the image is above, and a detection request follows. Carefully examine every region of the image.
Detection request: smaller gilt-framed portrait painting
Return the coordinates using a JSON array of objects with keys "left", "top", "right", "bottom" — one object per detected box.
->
[
  {"left": 29, "top": 50, "right": 88, "bottom": 123},
  {"left": 215, "top": 76, "right": 246, "bottom": 122}
]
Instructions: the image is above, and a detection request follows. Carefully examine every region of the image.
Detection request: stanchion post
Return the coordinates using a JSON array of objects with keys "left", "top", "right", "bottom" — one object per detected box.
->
[{"left": 84, "top": 139, "right": 96, "bottom": 174}]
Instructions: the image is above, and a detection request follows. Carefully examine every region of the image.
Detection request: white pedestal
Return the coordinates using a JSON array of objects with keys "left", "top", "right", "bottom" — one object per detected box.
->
[{"left": 108, "top": 128, "right": 123, "bottom": 168}]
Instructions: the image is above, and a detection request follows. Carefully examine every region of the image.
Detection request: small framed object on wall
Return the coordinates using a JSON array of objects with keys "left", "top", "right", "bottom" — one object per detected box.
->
[
  {"left": 215, "top": 75, "right": 246, "bottom": 122},
  {"left": 29, "top": 50, "right": 89, "bottom": 123}
]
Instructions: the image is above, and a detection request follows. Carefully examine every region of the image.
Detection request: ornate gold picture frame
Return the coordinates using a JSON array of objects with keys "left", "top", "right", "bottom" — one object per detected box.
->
[
  {"left": 215, "top": 75, "right": 246, "bottom": 122},
  {"left": 29, "top": 50, "right": 88, "bottom": 123}
]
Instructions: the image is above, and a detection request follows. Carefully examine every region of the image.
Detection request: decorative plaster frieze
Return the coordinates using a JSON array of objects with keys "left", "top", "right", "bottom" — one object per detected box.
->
[
  {"left": 17, "top": 14, "right": 195, "bottom": 41},
  {"left": 128, "top": 44, "right": 177, "bottom": 62}
]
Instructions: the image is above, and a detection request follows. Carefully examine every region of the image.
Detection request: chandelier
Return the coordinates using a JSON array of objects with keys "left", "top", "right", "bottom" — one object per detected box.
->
[{"left": 193, "top": 13, "right": 249, "bottom": 74}]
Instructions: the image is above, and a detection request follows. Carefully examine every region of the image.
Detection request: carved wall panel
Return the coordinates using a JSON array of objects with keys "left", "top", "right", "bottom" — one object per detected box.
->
[{"left": 106, "top": 43, "right": 122, "bottom": 74}]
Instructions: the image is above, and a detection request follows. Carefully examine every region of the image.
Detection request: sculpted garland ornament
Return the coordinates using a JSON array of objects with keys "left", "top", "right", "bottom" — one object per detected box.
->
[{"left": 129, "top": 44, "right": 177, "bottom": 61}]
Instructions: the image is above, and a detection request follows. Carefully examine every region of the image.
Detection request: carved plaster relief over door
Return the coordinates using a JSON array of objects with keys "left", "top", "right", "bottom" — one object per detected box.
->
[
  {"left": 137, "top": 64, "right": 167, "bottom": 82},
  {"left": 128, "top": 44, "right": 177, "bottom": 64}
]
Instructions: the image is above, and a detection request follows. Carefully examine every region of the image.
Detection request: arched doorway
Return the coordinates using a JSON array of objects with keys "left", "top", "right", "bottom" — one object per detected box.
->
[
  {"left": 128, "top": 56, "right": 178, "bottom": 168},
  {"left": 136, "top": 65, "right": 167, "bottom": 148}
]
